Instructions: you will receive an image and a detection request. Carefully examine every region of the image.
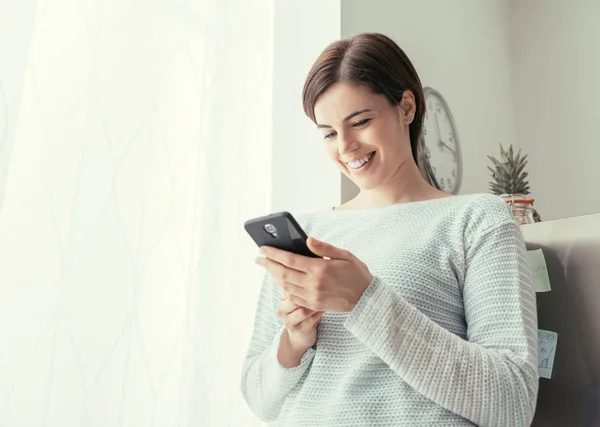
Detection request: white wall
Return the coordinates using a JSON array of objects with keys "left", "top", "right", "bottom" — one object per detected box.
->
[
  {"left": 272, "top": 0, "right": 342, "bottom": 215},
  {"left": 340, "top": 0, "right": 518, "bottom": 200},
  {"left": 510, "top": 0, "right": 600, "bottom": 221}
]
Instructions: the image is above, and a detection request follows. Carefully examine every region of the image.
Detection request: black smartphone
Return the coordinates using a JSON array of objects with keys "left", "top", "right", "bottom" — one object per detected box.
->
[{"left": 244, "top": 211, "right": 319, "bottom": 258}]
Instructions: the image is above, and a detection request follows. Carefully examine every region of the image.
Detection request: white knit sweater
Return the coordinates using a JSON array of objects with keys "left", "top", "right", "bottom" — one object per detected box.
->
[{"left": 240, "top": 193, "right": 539, "bottom": 427}]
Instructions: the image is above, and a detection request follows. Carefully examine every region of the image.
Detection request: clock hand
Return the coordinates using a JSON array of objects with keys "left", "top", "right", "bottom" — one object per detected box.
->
[
  {"left": 439, "top": 141, "right": 456, "bottom": 155},
  {"left": 435, "top": 114, "right": 457, "bottom": 155},
  {"left": 435, "top": 114, "right": 442, "bottom": 144}
]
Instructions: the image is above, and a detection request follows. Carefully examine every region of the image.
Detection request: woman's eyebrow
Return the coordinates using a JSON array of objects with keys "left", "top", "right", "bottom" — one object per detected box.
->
[{"left": 317, "top": 109, "right": 373, "bottom": 128}]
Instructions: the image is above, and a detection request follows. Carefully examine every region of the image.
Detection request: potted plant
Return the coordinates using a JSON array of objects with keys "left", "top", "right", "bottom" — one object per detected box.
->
[{"left": 488, "top": 144, "right": 541, "bottom": 223}]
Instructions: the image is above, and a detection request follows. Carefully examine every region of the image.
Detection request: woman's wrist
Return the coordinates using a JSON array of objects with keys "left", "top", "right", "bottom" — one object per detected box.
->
[{"left": 278, "top": 329, "right": 309, "bottom": 368}]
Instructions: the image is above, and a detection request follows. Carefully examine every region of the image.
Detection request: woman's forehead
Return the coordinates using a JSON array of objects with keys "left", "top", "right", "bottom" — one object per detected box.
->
[{"left": 314, "top": 83, "right": 386, "bottom": 123}]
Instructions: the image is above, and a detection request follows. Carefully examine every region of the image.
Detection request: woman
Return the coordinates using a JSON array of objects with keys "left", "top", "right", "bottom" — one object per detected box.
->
[{"left": 241, "top": 33, "right": 538, "bottom": 427}]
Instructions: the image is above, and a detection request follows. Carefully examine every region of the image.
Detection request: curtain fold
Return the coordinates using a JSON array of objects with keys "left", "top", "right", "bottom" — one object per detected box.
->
[{"left": 0, "top": 1, "right": 272, "bottom": 426}]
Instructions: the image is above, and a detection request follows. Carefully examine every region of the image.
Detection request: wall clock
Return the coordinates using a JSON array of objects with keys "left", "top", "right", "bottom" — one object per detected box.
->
[{"left": 418, "top": 87, "right": 462, "bottom": 194}]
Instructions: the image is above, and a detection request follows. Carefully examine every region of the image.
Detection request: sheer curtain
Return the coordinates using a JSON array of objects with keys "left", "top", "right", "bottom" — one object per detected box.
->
[{"left": 0, "top": 0, "right": 271, "bottom": 426}]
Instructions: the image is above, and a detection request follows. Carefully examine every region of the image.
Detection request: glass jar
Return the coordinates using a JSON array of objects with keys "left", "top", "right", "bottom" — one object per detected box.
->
[{"left": 500, "top": 193, "right": 536, "bottom": 225}]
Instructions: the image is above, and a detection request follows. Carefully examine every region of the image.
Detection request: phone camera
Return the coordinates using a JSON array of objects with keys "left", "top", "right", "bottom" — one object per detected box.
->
[{"left": 264, "top": 223, "right": 278, "bottom": 237}]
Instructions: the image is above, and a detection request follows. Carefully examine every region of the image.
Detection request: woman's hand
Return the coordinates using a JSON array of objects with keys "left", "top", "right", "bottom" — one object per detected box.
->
[
  {"left": 277, "top": 293, "right": 323, "bottom": 353},
  {"left": 255, "top": 237, "right": 373, "bottom": 312}
]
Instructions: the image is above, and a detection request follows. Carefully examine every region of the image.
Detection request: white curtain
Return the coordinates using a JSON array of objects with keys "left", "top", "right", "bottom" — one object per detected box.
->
[{"left": 0, "top": 0, "right": 271, "bottom": 426}]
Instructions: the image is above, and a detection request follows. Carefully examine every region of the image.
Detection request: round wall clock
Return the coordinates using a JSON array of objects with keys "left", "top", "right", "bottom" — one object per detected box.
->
[{"left": 418, "top": 87, "right": 463, "bottom": 194}]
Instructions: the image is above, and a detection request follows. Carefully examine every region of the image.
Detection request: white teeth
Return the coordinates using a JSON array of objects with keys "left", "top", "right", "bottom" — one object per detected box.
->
[{"left": 347, "top": 152, "right": 374, "bottom": 170}]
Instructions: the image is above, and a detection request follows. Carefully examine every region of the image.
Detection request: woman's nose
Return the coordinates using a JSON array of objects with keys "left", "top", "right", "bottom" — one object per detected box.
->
[{"left": 337, "top": 132, "right": 360, "bottom": 155}]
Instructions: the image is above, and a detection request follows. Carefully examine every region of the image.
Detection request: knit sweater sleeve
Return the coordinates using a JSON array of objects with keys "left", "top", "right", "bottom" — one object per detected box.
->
[
  {"left": 240, "top": 273, "right": 316, "bottom": 422},
  {"left": 343, "top": 219, "right": 539, "bottom": 427}
]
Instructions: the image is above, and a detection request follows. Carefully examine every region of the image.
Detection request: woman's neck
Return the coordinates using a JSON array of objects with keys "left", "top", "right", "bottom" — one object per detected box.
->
[{"left": 339, "top": 161, "right": 450, "bottom": 210}]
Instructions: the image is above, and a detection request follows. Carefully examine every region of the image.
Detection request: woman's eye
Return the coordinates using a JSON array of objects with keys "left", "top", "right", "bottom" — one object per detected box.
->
[
  {"left": 353, "top": 118, "right": 372, "bottom": 127},
  {"left": 324, "top": 132, "right": 336, "bottom": 140}
]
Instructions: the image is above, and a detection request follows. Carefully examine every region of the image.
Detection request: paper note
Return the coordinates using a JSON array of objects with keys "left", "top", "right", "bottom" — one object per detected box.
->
[
  {"left": 538, "top": 329, "right": 558, "bottom": 379},
  {"left": 527, "top": 249, "right": 552, "bottom": 292}
]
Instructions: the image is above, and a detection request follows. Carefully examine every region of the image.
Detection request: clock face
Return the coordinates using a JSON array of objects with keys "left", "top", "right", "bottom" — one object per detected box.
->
[{"left": 421, "top": 87, "right": 462, "bottom": 194}]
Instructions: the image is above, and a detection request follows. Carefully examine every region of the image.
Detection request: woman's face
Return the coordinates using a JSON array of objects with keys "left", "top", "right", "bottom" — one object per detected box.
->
[{"left": 313, "top": 82, "right": 414, "bottom": 191}]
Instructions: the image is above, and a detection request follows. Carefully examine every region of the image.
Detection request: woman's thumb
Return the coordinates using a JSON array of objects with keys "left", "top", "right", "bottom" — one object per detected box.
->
[{"left": 307, "top": 237, "right": 348, "bottom": 259}]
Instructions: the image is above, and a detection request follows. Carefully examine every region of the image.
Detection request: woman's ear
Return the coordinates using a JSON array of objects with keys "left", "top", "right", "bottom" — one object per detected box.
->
[{"left": 399, "top": 91, "right": 417, "bottom": 124}]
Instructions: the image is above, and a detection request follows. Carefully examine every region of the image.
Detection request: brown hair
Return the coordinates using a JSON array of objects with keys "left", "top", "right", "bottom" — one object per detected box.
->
[{"left": 302, "top": 33, "right": 425, "bottom": 163}]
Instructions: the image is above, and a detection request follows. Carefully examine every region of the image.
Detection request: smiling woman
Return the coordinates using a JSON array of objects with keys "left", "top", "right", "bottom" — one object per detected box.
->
[
  {"left": 302, "top": 34, "right": 450, "bottom": 210},
  {"left": 240, "top": 32, "right": 539, "bottom": 427}
]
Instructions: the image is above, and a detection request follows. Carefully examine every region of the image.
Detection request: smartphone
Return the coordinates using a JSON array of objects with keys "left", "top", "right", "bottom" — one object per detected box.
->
[{"left": 244, "top": 211, "right": 319, "bottom": 258}]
